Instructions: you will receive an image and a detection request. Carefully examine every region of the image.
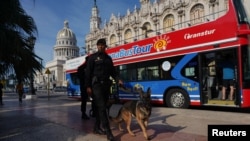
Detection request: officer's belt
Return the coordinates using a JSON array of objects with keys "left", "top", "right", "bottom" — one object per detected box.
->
[{"left": 95, "top": 76, "right": 110, "bottom": 83}]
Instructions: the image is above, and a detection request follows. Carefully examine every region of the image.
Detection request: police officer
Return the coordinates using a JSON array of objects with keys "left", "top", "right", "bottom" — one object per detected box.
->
[
  {"left": 77, "top": 56, "right": 90, "bottom": 120},
  {"left": 85, "top": 38, "right": 118, "bottom": 141}
]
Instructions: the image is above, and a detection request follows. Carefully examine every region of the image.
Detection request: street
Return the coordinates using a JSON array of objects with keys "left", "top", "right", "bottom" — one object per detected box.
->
[{"left": 0, "top": 91, "right": 249, "bottom": 141}]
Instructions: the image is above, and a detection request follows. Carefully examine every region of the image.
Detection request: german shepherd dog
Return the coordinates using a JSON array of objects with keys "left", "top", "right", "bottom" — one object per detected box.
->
[{"left": 111, "top": 87, "right": 152, "bottom": 140}]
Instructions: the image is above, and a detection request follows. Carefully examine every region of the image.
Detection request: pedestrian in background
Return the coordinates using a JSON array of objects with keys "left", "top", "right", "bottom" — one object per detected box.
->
[
  {"left": 16, "top": 81, "right": 24, "bottom": 104},
  {"left": 77, "top": 56, "right": 90, "bottom": 120},
  {"left": 217, "top": 54, "right": 235, "bottom": 100},
  {"left": 0, "top": 82, "right": 4, "bottom": 105},
  {"left": 85, "top": 38, "right": 119, "bottom": 141}
]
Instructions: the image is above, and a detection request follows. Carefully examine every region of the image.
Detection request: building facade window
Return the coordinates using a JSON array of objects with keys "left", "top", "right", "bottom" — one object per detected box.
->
[
  {"left": 124, "top": 29, "right": 132, "bottom": 43},
  {"left": 163, "top": 14, "right": 175, "bottom": 32},
  {"left": 190, "top": 4, "right": 205, "bottom": 25},
  {"left": 110, "top": 34, "right": 116, "bottom": 47}
]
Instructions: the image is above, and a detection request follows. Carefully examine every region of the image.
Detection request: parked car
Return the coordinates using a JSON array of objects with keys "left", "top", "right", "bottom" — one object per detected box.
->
[{"left": 53, "top": 86, "right": 67, "bottom": 92}]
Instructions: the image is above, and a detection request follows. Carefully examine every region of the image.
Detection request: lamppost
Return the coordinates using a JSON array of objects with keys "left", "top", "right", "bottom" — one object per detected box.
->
[
  {"left": 36, "top": 56, "right": 43, "bottom": 89},
  {"left": 28, "top": 36, "right": 36, "bottom": 95}
]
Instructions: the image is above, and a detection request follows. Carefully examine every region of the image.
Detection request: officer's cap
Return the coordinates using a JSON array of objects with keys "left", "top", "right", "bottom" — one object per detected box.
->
[{"left": 96, "top": 38, "right": 107, "bottom": 46}]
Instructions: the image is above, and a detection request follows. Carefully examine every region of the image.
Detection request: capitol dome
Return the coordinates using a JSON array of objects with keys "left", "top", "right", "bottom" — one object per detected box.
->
[
  {"left": 54, "top": 20, "right": 79, "bottom": 60},
  {"left": 57, "top": 20, "right": 76, "bottom": 40}
]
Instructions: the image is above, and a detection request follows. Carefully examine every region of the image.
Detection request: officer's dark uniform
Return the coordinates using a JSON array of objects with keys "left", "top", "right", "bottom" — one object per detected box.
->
[
  {"left": 77, "top": 56, "right": 90, "bottom": 120},
  {"left": 85, "top": 39, "right": 118, "bottom": 141}
]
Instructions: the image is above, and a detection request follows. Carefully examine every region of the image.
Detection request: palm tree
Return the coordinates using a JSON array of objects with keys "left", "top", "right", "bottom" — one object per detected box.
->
[{"left": 0, "top": 0, "right": 42, "bottom": 83}]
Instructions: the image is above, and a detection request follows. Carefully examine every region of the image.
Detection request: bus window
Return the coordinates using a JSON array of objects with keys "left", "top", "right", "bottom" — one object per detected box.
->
[
  {"left": 208, "top": 60, "right": 216, "bottom": 76},
  {"left": 70, "top": 73, "right": 79, "bottom": 85},
  {"left": 118, "top": 64, "right": 137, "bottom": 81},
  {"left": 181, "top": 56, "right": 198, "bottom": 80},
  {"left": 233, "top": 0, "right": 249, "bottom": 24},
  {"left": 128, "top": 69, "right": 136, "bottom": 81},
  {"left": 137, "top": 67, "right": 145, "bottom": 80},
  {"left": 242, "top": 45, "right": 250, "bottom": 88},
  {"left": 136, "top": 60, "right": 159, "bottom": 81},
  {"left": 119, "top": 65, "right": 127, "bottom": 81},
  {"left": 147, "top": 66, "right": 159, "bottom": 80},
  {"left": 185, "top": 67, "right": 195, "bottom": 76}
]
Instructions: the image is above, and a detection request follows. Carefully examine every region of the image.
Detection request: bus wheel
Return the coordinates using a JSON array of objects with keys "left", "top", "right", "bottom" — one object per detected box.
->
[{"left": 166, "top": 89, "right": 190, "bottom": 108}]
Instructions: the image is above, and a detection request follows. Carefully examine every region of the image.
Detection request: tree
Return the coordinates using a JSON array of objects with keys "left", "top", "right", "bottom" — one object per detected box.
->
[{"left": 0, "top": 0, "right": 42, "bottom": 82}]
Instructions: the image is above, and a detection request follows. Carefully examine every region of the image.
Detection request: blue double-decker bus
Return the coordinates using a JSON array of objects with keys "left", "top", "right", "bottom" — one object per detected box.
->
[
  {"left": 67, "top": 0, "right": 250, "bottom": 109},
  {"left": 106, "top": 0, "right": 250, "bottom": 108}
]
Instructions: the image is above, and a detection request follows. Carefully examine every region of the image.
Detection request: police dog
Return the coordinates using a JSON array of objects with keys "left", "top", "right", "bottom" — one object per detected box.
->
[{"left": 111, "top": 87, "right": 151, "bottom": 140}]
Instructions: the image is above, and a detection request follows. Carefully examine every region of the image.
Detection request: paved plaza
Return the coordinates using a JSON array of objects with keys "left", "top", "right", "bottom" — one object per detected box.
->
[{"left": 1, "top": 91, "right": 249, "bottom": 141}]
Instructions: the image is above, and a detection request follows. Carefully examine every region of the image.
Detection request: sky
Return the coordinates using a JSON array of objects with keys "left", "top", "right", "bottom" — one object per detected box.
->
[{"left": 20, "top": 0, "right": 144, "bottom": 65}]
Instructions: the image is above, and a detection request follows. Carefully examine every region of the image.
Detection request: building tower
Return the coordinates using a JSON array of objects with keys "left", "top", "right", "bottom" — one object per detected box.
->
[
  {"left": 85, "top": 0, "right": 101, "bottom": 54},
  {"left": 90, "top": 0, "right": 101, "bottom": 33}
]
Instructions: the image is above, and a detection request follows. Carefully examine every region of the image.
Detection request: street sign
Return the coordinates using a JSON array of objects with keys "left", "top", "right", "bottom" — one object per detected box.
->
[{"left": 45, "top": 68, "right": 51, "bottom": 74}]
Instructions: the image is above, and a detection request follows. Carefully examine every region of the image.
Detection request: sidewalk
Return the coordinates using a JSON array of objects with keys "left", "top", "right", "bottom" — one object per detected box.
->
[
  {"left": 0, "top": 91, "right": 219, "bottom": 141},
  {"left": 0, "top": 92, "right": 108, "bottom": 141}
]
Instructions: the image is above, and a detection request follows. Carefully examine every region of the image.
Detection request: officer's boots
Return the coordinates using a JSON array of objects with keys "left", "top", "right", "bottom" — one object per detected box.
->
[
  {"left": 93, "top": 123, "right": 105, "bottom": 135},
  {"left": 81, "top": 112, "right": 90, "bottom": 120},
  {"left": 106, "top": 129, "right": 115, "bottom": 141}
]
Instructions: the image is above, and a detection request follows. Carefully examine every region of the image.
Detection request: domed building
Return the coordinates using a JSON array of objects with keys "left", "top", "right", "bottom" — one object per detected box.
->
[
  {"left": 44, "top": 20, "right": 79, "bottom": 88},
  {"left": 54, "top": 20, "right": 79, "bottom": 60}
]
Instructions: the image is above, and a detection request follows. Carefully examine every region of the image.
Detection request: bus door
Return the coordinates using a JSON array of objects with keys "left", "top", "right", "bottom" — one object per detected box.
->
[
  {"left": 200, "top": 52, "right": 218, "bottom": 104},
  {"left": 200, "top": 49, "right": 239, "bottom": 106}
]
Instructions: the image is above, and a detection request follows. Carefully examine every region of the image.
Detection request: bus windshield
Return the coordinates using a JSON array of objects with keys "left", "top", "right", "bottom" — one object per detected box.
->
[
  {"left": 242, "top": 45, "right": 250, "bottom": 88},
  {"left": 234, "top": 0, "right": 249, "bottom": 24}
]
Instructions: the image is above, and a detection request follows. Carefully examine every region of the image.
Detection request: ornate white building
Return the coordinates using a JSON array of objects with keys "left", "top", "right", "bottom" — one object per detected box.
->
[{"left": 85, "top": 0, "right": 250, "bottom": 53}]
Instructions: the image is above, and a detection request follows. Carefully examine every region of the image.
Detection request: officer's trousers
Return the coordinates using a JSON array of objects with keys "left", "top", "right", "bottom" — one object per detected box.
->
[
  {"left": 92, "top": 82, "right": 111, "bottom": 131},
  {"left": 80, "top": 86, "right": 88, "bottom": 113}
]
